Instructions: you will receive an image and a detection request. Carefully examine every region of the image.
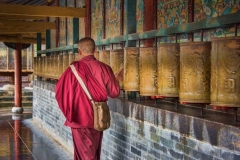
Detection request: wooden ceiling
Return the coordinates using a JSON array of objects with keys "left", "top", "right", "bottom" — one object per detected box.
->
[{"left": 0, "top": 0, "right": 85, "bottom": 44}]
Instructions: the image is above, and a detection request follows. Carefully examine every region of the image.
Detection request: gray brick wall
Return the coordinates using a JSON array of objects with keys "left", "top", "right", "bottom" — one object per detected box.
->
[
  {"left": 33, "top": 80, "right": 74, "bottom": 154},
  {"left": 33, "top": 80, "right": 240, "bottom": 160}
]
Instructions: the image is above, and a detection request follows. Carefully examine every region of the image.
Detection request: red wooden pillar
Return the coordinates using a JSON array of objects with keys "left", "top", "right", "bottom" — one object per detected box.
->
[
  {"left": 144, "top": 0, "right": 156, "bottom": 47},
  {"left": 85, "top": 0, "right": 91, "bottom": 37},
  {"left": 12, "top": 43, "right": 23, "bottom": 114}
]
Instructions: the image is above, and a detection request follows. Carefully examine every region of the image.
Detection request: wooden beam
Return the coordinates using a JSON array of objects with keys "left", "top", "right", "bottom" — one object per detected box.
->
[
  {"left": 0, "top": 20, "right": 55, "bottom": 29},
  {"left": 0, "top": 3, "right": 86, "bottom": 18},
  {"left": 0, "top": 35, "right": 45, "bottom": 44},
  {"left": 0, "top": 15, "right": 46, "bottom": 21}
]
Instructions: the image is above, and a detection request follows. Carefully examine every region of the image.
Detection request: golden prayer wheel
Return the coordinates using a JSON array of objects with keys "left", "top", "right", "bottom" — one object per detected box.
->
[
  {"left": 50, "top": 54, "right": 54, "bottom": 78},
  {"left": 43, "top": 56, "right": 47, "bottom": 77},
  {"left": 124, "top": 47, "right": 140, "bottom": 91},
  {"left": 34, "top": 57, "right": 37, "bottom": 75},
  {"left": 63, "top": 54, "right": 69, "bottom": 72},
  {"left": 57, "top": 55, "right": 63, "bottom": 79},
  {"left": 69, "top": 52, "right": 75, "bottom": 64},
  {"left": 110, "top": 49, "right": 124, "bottom": 89},
  {"left": 75, "top": 53, "right": 81, "bottom": 61},
  {"left": 40, "top": 56, "right": 45, "bottom": 77},
  {"left": 139, "top": 47, "right": 158, "bottom": 96},
  {"left": 37, "top": 56, "right": 41, "bottom": 76},
  {"left": 211, "top": 37, "right": 240, "bottom": 107},
  {"left": 94, "top": 51, "right": 99, "bottom": 60},
  {"left": 157, "top": 43, "right": 180, "bottom": 97},
  {"left": 52, "top": 54, "right": 57, "bottom": 79},
  {"left": 46, "top": 55, "right": 51, "bottom": 78},
  {"left": 179, "top": 42, "right": 211, "bottom": 103},
  {"left": 99, "top": 50, "right": 110, "bottom": 65}
]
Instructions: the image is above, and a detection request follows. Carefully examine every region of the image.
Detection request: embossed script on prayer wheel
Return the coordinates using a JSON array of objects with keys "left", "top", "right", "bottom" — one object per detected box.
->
[
  {"left": 180, "top": 42, "right": 211, "bottom": 103},
  {"left": 211, "top": 37, "right": 240, "bottom": 107},
  {"left": 139, "top": 47, "right": 158, "bottom": 96},
  {"left": 110, "top": 49, "right": 124, "bottom": 89},
  {"left": 124, "top": 47, "right": 140, "bottom": 91},
  {"left": 94, "top": 51, "right": 99, "bottom": 60},
  {"left": 57, "top": 55, "right": 63, "bottom": 79},
  {"left": 99, "top": 50, "right": 110, "bottom": 65},
  {"left": 69, "top": 52, "right": 75, "bottom": 64},
  {"left": 63, "top": 54, "right": 69, "bottom": 72},
  {"left": 157, "top": 44, "right": 180, "bottom": 97}
]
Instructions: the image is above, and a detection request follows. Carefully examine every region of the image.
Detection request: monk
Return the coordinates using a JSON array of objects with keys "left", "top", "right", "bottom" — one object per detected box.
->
[{"left": 55, "top": 37, "right": 121, "bottom": 160}]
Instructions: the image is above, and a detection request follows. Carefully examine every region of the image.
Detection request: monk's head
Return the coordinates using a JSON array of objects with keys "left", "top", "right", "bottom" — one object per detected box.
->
[{"left": 78, "top": 37, "right": 96, "bottom": 57}]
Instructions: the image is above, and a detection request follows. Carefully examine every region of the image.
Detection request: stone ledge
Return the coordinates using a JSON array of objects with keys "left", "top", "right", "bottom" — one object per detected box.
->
[{"left": 108, "top": 98, "right": 240, "bottom": 154}]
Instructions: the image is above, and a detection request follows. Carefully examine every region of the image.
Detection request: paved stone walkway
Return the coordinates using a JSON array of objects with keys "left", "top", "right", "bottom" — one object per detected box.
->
[{"left": 0, "top": 107, "right": 73, "bottom": 160}]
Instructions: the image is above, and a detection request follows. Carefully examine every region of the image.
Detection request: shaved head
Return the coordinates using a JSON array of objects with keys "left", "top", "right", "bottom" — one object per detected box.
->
[{"left": 78, "top": 37, "right": 95, "bottom": 54}]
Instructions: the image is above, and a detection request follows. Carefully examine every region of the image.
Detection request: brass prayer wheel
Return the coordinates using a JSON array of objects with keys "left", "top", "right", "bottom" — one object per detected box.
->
[
  {"left": 37, "top": 56, "right": 41, "bottom": 76},
  {"left": 46, "top": 55, "right": 51, "bottom": 78},
  {"left": 124, "top": 47, "right": 140, "bottom": 91},
  {"left": 75, "top": 53, "right": 81, "bottom": 61},
  {"left": 94, "top": 51, "right": 99, "bottom": 60},
  {"left": 157, "top": 43, "right": 180, "bottom": 97},
  {"left": 57, "top": 55, "right": 63, "bottom": 79},
  {"left": 179, "top": 42, "right": 211, "bottom": 103},
  {"left": 43, "top": 56, "right": 47, "bottom": 77},
  {"left": 34, "top": 57, "right": 37, "bottom": 75},
  {"left": 139, "top": 47, "right": 158, "bottom": 96},
  {"left": 40, "top": 57, "right": 44, "bottom": 77},
  {"left": 50, "top": 54, "right": 55, "bottom": 78},
  {"left": 53, "top": 54, "right": 57, "bottom": 79},
  {"left": 63, "top": 53, "right": 69, "bottom": 72},
  {"left": 110, "top": 49, "right": 124, "bottom": 89},
  {"left": 211, "top": 37, "right": 240, "bottom": 107},
  {"left": 99, "top": 50, "right": 110, "bottom": 65},
  {"left": 69, "top": 52, "right": 75, "bottom": 64}
]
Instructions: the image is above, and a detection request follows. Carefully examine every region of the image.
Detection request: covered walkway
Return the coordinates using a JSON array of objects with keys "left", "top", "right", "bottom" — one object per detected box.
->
[{"left": 0, "top": 107, "right": 72, "bottom": 160}]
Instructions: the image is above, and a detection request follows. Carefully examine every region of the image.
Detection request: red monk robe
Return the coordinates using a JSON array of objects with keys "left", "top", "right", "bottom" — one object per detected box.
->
[{"left": 55, "top": 55, "right": 120, "bottom": 160}]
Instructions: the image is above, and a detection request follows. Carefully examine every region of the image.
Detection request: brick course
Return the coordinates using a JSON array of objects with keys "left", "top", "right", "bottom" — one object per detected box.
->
[{"left": 33, "top": 80, "right": 240, "bottom": 160}]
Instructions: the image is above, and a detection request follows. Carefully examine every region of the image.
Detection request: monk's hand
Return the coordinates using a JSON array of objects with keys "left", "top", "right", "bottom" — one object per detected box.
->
[{"left": 115, "top": 68, "right": 124, "bottom": 82}]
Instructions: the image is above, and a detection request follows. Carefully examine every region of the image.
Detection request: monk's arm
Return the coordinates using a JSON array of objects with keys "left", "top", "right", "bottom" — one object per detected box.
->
[{"left": 105, "top": 68, "right": 120, "bottom": 98}]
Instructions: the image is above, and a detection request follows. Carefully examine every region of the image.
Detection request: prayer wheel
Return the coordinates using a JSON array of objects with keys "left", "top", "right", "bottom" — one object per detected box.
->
[
  {"left": 37, "top": 56, "right": 41, "bottom": 76},
  {"left": 46, "top": 55, "right": 51, "bottom": 78},
  {"left": 57, "top": 55, "right": 63, "bottom": 79},
  {"left": 139, "top": 47, "right": 158, "bottom": 96},
  {"left": 99, "top": 50, "right": 110, "bottom": 65},
  {"left": 39, "top": 57, "right": 44, "bottom": 77},
  {"left": 157, "top": 43, "right": 180, "bottom": 97},
  {"left": 34, "top": 57, "right": 37, "bottom": 75},
  {"left": 52, "top": 54, "right": 57, "bottom": 79},
  {"left": 63, "top": 54, "right": 69, "bottom": 72},
  {"left": 110, "top": 49, "right": 124, "bottom": 89},
  {"left": 211, "top": 37, "right": 240, "bottom": 107},
  {"left": 43, "top": 56, "right": 47, "bottom": 77},
  {"left": 179, "top": 42, "right": 211, "bottom": 103},
  {"left": 69, "top": 52, "right": 75, "bottom": 64},
  {"left": 75, "top": 53, "right": 81, "bottom": 61},
  {"left": 124, "top": 47, "right": 140, "bottom": 91},
  {"left": 94, "top": 51, "right": 99, "bottom": 60},
  {"left": 50, "top": 54, "right": 55, "bottom": 78}
]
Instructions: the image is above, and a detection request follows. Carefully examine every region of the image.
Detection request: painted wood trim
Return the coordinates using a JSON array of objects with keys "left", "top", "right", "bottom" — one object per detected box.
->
[
  {"left": 37, "top": 11, "right": 240, "bottom": 53},
  {"left": 0, "top": 3, "right": 86, "bottom": 18}
]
